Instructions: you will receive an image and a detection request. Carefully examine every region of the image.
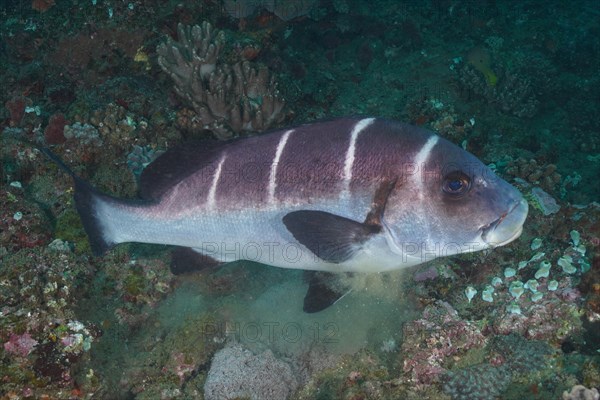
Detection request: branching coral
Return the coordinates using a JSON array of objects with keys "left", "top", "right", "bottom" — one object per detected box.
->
[{"left": 157, "top": 22, "right": 285, "bottom": 139}]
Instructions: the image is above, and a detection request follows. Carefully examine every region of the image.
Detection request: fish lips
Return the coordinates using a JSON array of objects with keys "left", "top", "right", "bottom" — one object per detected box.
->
[{"left": 481, "top": 198, "right": 529, "bottom": 247}]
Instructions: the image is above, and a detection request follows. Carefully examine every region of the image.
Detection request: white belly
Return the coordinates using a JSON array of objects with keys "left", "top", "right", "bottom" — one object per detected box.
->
[{"left": 96, "top": 197, "right": 415, "bottom": 273}]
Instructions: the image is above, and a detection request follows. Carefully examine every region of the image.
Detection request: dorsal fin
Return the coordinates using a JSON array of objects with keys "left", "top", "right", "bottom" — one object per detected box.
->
[{"left": 139, "top": 140, "right": 233, "bottom": 200}]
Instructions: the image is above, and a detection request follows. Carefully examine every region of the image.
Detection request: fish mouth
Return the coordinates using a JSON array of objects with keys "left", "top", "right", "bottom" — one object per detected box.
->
[{"left": 481, "top": 198, "right": 529, "bottom": 247}]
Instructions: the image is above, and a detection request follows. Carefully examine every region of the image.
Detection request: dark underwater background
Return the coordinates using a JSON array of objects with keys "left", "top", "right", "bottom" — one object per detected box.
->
[{"left": 0, "top": 0, "right": 599, "bottom": 399}]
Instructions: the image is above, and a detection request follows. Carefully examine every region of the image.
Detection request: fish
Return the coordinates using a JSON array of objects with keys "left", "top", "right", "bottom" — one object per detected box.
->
[{"left": 45, "top": 117, "right": 528, "bottom": 312}]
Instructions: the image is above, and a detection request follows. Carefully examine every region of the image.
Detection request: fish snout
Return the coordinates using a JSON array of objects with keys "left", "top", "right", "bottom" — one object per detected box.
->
[{"left": 481, "top": 198, "right": 529, "bottom": 247}]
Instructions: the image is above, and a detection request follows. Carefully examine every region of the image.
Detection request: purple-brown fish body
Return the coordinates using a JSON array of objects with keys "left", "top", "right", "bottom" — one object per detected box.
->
[
  {"left": 50, "top": 117, "right": 528, "bottom": 311},
  {"left": 68, "top": 117, "right": 527, "bottom": 270}
]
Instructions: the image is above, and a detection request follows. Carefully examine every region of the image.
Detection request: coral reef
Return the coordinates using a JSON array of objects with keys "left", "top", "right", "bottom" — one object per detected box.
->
[
  {"left": 222, "top": 0, "right": 318, "bottom": 21},
  {"left": 4, "top": 96, "right": 28, "bottom": 126},
  {"left": 0, "top": 247, "right": 102, "bottom": 397},
  {"left": 49, "top": 28, "right": 147, "bottom": 83},
  {"left": 31, "top": 0, "right": 55, "bottom": 13},
  {"left": 294, "top": 348, "right": 396, "bottom": 400},
  {"left": 43, "top": 113, "right": 68, "bottom": 145},
  {"left": 126, "top": 145, "right": 163, "bottom": 179},
  {"left": 563, "top": 385, "right": 600, "bottom": 400},
  {"left": 442, "top": 334, "right": 552, "bottom": 400},
  {"left": 530, "top": 186, "right": 561, "bottom": 216},
  {"left": 111, "top": 311, "right": 222, "bottom": 399},
  {"left": 4, "top": 333, "right": 38, "bottom": 357},
  {"left": 447, "top": 215, "right": 592, "bottom": 343},
  {"left": 0, "top": 184, "right": 51, "bottom": 252},
  {"left": 63, "top": 122, "right": 103, "bottom": 146},
  {"left": 402, "top": 96, "right": 475, "bottom": 145},
  {"left": 89, "top": 103, "right": 143, "bottom": 147},
  {"left": 476, "top": 232, "right": 589, "bottom": 342},
  {"left": 491, "top": 334, "right": 553, "bottom": 374},
  {"left": 405, "top": 200, "right": 598, "bottom": 398},
  {"left": 457, "top": 64, "right": 539, "bottom": 118},
  {"left": 157, "top": 22, "right": 285, "bottom": 139},
  {"left": 443, "top": 364, "right": 511, "bottom": 400},
  {"left": 0, "top": 0, "right": 598, "bottom": 398},
  {"left": 504, "top": 157, "right": 562, "bottom": 195},
  {"left": 399, "top": 301, "right": 487, "bottom": 385}
]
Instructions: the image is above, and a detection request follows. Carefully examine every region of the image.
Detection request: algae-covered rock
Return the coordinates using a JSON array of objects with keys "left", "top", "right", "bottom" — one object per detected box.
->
[{"left": 205, "top": 343, "right": 298, "bottom": 400}]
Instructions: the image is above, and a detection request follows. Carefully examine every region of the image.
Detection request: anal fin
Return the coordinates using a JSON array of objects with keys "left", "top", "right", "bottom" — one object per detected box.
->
[{"left": 170, "top": 247, "right": 222, "bottom": 275}]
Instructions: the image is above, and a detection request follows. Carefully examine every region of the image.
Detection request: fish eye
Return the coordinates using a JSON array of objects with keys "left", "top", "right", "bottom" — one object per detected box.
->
[{"left": 442, "top": 171, "right": 471, "bottom": 197}]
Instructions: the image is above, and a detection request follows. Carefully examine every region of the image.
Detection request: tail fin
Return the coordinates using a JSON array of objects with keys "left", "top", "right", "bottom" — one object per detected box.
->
[{"left": 41, "top": 148, "right": 115, "bottom": 255}]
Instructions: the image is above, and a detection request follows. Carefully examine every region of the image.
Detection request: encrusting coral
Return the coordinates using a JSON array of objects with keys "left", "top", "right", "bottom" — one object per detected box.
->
[{"left": 157, "top": 22, "right": 285, "bottom": 139}]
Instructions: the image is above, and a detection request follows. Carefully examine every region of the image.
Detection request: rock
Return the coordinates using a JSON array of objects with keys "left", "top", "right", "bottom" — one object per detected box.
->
[{"left": 204, "top": 343, "right": 298, "bottom": 400}]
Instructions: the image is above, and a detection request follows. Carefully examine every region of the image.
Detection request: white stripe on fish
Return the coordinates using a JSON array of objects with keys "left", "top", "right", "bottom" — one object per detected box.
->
[
  {"left": 341, "top": 118, "right": 374, "bottom": 198},
  {"left": 413, "top": 134, "right": 439, "bottom": 196},
  {"left": 207, "top": 155, "right": 226, "bottom": 210},
  {"left": 268, "top": 129, "right": 293, "bottom": 204}
]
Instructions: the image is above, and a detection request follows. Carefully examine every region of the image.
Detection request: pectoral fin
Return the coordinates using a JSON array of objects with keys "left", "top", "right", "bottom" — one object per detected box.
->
[
  {"left": 283, "top": 210, "right": 380, "bottom": 263},
  {"left": 282, "top": 178, "right": 398, "bottom": 264}
]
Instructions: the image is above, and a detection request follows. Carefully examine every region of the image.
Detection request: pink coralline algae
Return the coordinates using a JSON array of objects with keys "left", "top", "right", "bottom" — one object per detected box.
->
[
  {"left": 4, "top": 333, "right": 38, "bottom": 357},
  {"left": 165, "top": 352, "right": 197, "bottom": 385},
  {"left": 400, "top": 301, "right": 487, "bottom": 385}
]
